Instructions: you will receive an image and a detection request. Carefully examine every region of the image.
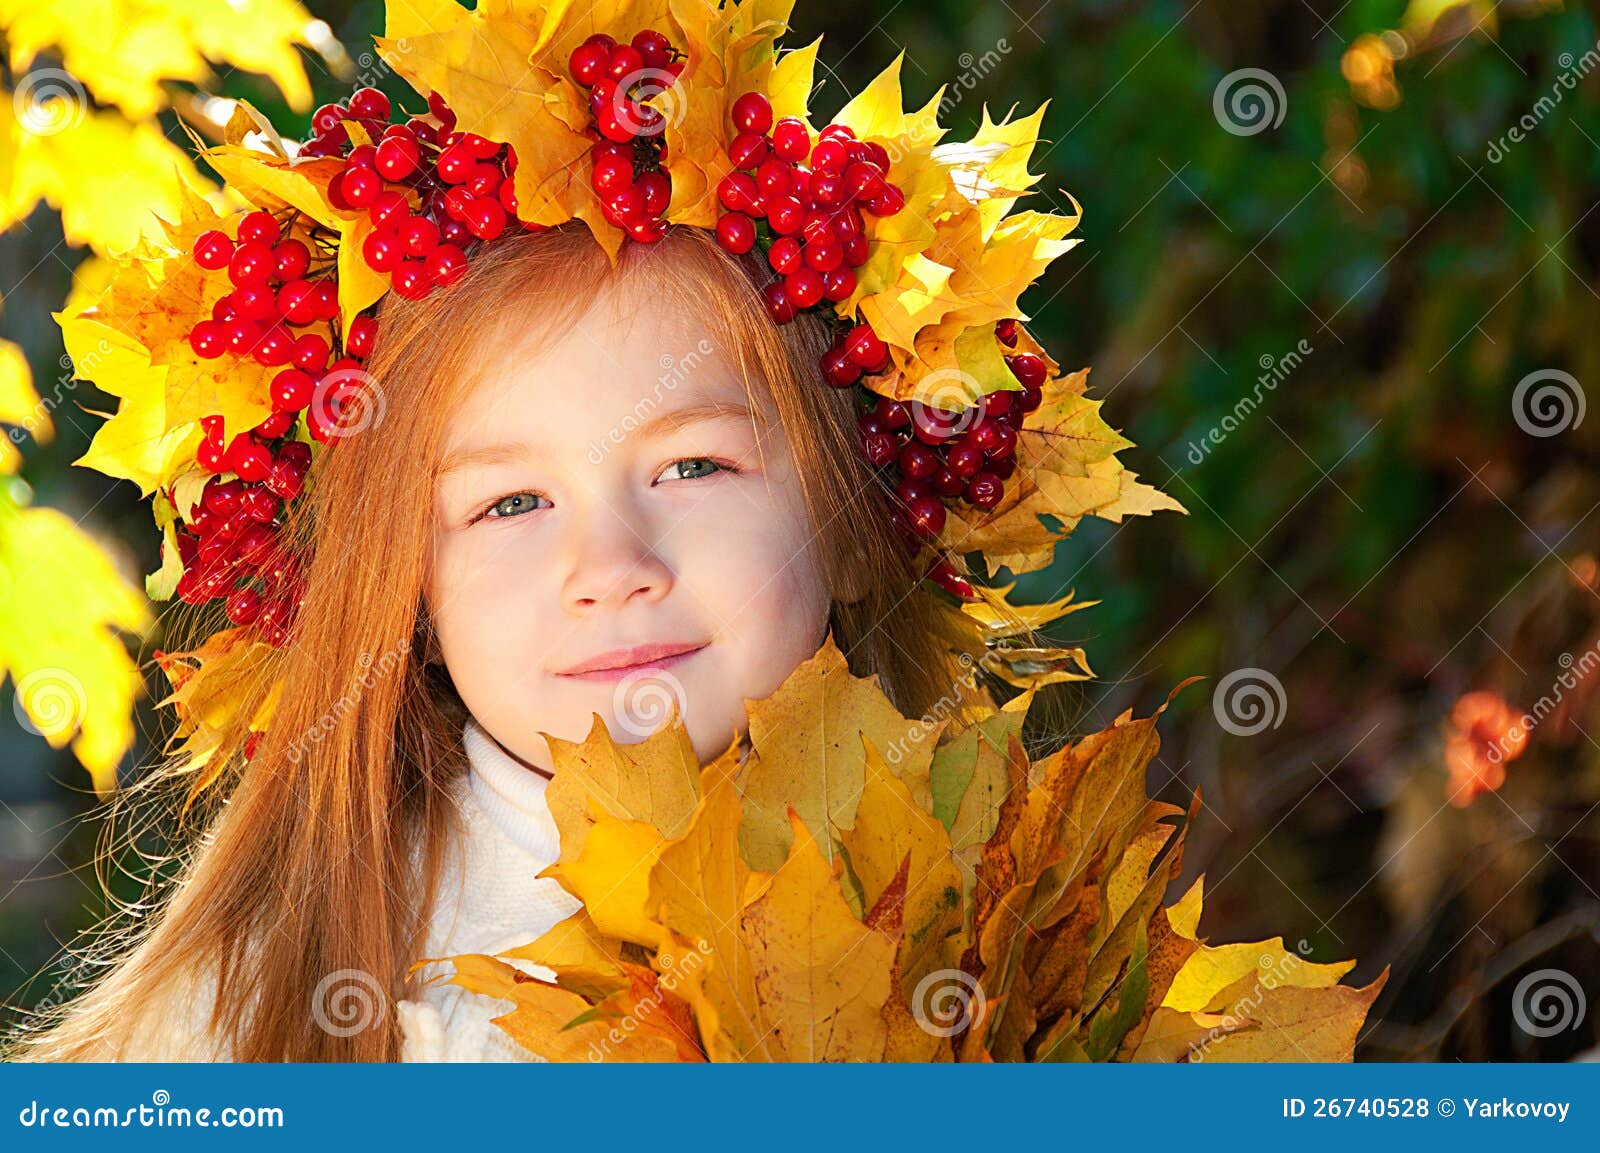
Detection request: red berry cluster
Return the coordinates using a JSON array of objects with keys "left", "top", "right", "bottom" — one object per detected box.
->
[
  {"left": 708, "top": 93, "right": 1050, "bottom": 592},
  {"left": 859, "top": 320, "right": 1046, "bottom": 545},
  {"left": 568, "top": 29, "right": 683, "bottom": 243},
  {"left": 709, "top": 92, "right": 900, "bottom": 318},
  {"left": 180, "top": 84, "right": 531, "bottom": 646},
  {"left": 335, "top": 89, "right": 536, "bottom": 299}
]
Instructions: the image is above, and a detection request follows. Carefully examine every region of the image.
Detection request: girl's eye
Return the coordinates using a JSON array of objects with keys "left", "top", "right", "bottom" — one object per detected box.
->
[
  {"left": 657, "top": 457, "right": 727, "bottom": 483},
  {"left": 480, "top": 492, "right": 550, "bottom": 521}
]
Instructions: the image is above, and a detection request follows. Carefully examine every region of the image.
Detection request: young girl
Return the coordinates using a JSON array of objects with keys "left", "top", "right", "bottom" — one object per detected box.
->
[{"left": 10, "top": 223, "right": 977, "bottom": 1063}]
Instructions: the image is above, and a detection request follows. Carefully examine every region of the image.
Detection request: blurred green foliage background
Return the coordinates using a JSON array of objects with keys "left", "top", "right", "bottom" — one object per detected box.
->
[{"left": 4, "top": 0, "right": 1600, "bottom": 1059}]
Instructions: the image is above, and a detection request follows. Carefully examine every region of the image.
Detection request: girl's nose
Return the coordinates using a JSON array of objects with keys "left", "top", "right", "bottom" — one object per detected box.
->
[{"left": 559, "top": 498, "right": 674, "bottom": 615}]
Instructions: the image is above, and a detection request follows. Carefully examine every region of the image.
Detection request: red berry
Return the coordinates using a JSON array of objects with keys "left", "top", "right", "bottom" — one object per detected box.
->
[
  {"left": 271, "top": 369, "right": 315, "bottom": 411},
  {"left": 966, "top": 471, "right": 1004, "bottom": 510},
  {"left": 196, "top": 436, "right": 228, "bottom": 472},
  {"left": 760, "top": 281, "right": 795, "bottom": 324},
  {"left": 861, "top": 431, "right": 899, "bottom": 468},
  {"left": 226, "top": 586, "right": 264, "bottom": 626},
  {"left": 398, "top": 214, "right": 440, "bottom": 257},
  {"left": 897, "top": 441, "right": 939, "bottom": 480},
  {"left": 349, "top": 86, "right": 390, "bottom": 121},
  {"left": 902, "top": 489, "right": 946, "bottom": 537},
  {"left": 811, "top": 138, "right": 848, "bottom": 173},
  {"left": 1007, "top": 353, "right": 1047, "bottom": 388},
  {"left": 731, "top": 92, "right": 773, "bottom": 135},
  {"left": 767, "top": 236, "right": 802, "bottom": 274},
  {"left": 436, "top": 144, "right": 474, "bottom": 184},
  {"left": 772, "top": 117, "right": 809, "bottom": 161},
  {"left": 252, "top": 325, "right": 293, "bottom": 367},
  {"left": 729, "top": 132, "right": 768, "bottom": 170},
  {"left": 465, "top": 163, "right": 502, "bottom": 199},
  {"left": 632, "top": 29, "right": 673, "bottom": 69},
  {"left": 266, "top": 458, "right": 305, "bottom": 501},
  {"left": 374, "top": 135, "right": 420, "bottom": 180},
  {"left": 202, "top": 477, "right": 244, "bottom": 517},
  {"left": 347, "top": 315, "right": 379, "bottom": 358},
  {"left": 570, "top": 41, "right": 610, "bottom": 85},
  {"left": 607, "top": 44, "right": 644, "bottom": 81},
  {"left": 845, "top": 324, "right": 888, "bottom": 369},
  {"left": 224, "top": 318, "right": 262, "bottom": 355},
  {"left": 228, "top": 241, "right": 273, "bottom": 286},
  {"left": 717, "top": 172, "right": 758, "bottom": 213},
  {"left": 238, "top": 211, "right": 280, "bottom": 246},
  {"left": 425, "top": 244, "right": 467, "bottom": 287},
  {"left": 591, "top": 151, "right": 634, "bottom": 196},
  {"left": 226, "top": 435, "right": 272, "bottom": 482},
  {"left": 995, "top": 318, "right": 1019, "bottom": 346},
  {"left": 194, "top": 230, "right": 234, "bottom": 269},
  {"left": 369, "top": 190, "right": 409, "bottom": 231},
  {"left": 362, "top": 228, "right": 402, "bottom": 273},
  {"left": 820, "top": 344, "right": 860, "bottom": 386},
  {"left": 866, "top": 183, "right": 906, "bottom": 216},
  {"left": 822, "top": 265, "right": 856, "bottom": 302},
  {"left": 637, "top": 171, "right": 671, "bottom": 216},
  {"left": 392, "top": 260, "right": 432, "bottom": 300},
  {"left": 755, "top": 158, "right": 791, "bottom": 199},
  {"left": 804, "top": 242, "right": 842, "bottom": 273},
  {"left": 254, "top": 409, "right": 295, "bottom": 439},
  {"left": 786, "top": 267, "right": 823, "bottom": 309},
  {"left": 272, "top": 239, "right": 310, "bottom": 281},
  {"left": 767, "top": 196, "right": 804, "bottom": 234},
  {"left": 811, "top": 169, "right": 845, "bottom": 207},
  {"left": 189, "top": 321, "right": 226, "bottom": 358},
  {"left": 946, "top": 440, "right": 986, "bottom": 479},
  {"left": 715, "top": 212, "right": 755, "bottom": 254},
  {"left": 463, "top": 198, "right": 506, "bottom": 240},
  {"left": 232, "top": 283, "right": 276, "bottom": 319},
  {"left": 291, "top": 334, "right": 328, "bottom": 373},
  {"left": 276, "top": 279, "right": 318, "bottom": 324}
]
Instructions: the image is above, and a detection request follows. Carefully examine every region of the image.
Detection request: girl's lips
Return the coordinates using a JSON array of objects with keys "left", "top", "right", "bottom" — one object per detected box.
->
[{"left": 553, "top": 641, "right": 707, "bottom": 682}]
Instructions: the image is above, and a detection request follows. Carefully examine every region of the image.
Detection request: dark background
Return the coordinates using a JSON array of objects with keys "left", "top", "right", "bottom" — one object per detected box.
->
[{"left": 4, "top": 0, "right": 1599, "bottom": 1060}]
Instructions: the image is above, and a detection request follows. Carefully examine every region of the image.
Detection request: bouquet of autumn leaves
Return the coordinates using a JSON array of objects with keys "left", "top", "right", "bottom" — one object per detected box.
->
[{"left": 425, "top": 638, "right": 1387, "bottom": 1062}]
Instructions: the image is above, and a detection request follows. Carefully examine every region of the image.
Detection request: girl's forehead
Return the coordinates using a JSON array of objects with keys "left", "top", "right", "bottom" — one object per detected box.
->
[{"left": 440, "top": 304, "right": 773, "bottom": 455}]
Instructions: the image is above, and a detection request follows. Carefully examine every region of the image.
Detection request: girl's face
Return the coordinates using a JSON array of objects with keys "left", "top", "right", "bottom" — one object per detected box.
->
[{"left": 427, "top": 271, "right": 832, "bottom": 773}]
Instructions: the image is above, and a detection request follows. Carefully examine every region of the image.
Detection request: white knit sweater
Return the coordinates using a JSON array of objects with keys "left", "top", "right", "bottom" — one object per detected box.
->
[{"left": 395, "top": 716, "right": 583, "bottom": 1061}]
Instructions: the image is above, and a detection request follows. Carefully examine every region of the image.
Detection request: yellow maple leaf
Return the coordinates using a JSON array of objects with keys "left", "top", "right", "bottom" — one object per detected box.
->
[
  {"left": 0, "top": 0, "right": 319, "bottom": 121},
  {"left": 0, "top": 491, "right": 150, "bottom": 795},
  {"left": 3, "top": 98, "right": 216, "bottom": 257}
]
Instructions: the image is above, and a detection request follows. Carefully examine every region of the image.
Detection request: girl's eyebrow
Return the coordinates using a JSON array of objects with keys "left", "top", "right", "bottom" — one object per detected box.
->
[{"left": 437, "top": 396, "right": 758, "bottom": 477}]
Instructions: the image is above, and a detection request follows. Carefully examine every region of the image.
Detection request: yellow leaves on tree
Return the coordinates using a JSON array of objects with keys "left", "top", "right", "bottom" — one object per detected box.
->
[
  {"left": 0, "top": 0, "right": 320, "bottom": 121},
  {"left": 0, "top": 486, "right": 151, "bottom": 796},
  {"left": 1, "top": 287, "right": 150, "bottom": 794},
  {"left": 431, "top": 635, "right": 1388, "bottom": 1062}
]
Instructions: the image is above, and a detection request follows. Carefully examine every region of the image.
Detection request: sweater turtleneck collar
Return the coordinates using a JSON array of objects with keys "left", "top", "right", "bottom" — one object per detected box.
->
[{"left": 461, "top": 716, "right": 562, "bottom": 865}]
